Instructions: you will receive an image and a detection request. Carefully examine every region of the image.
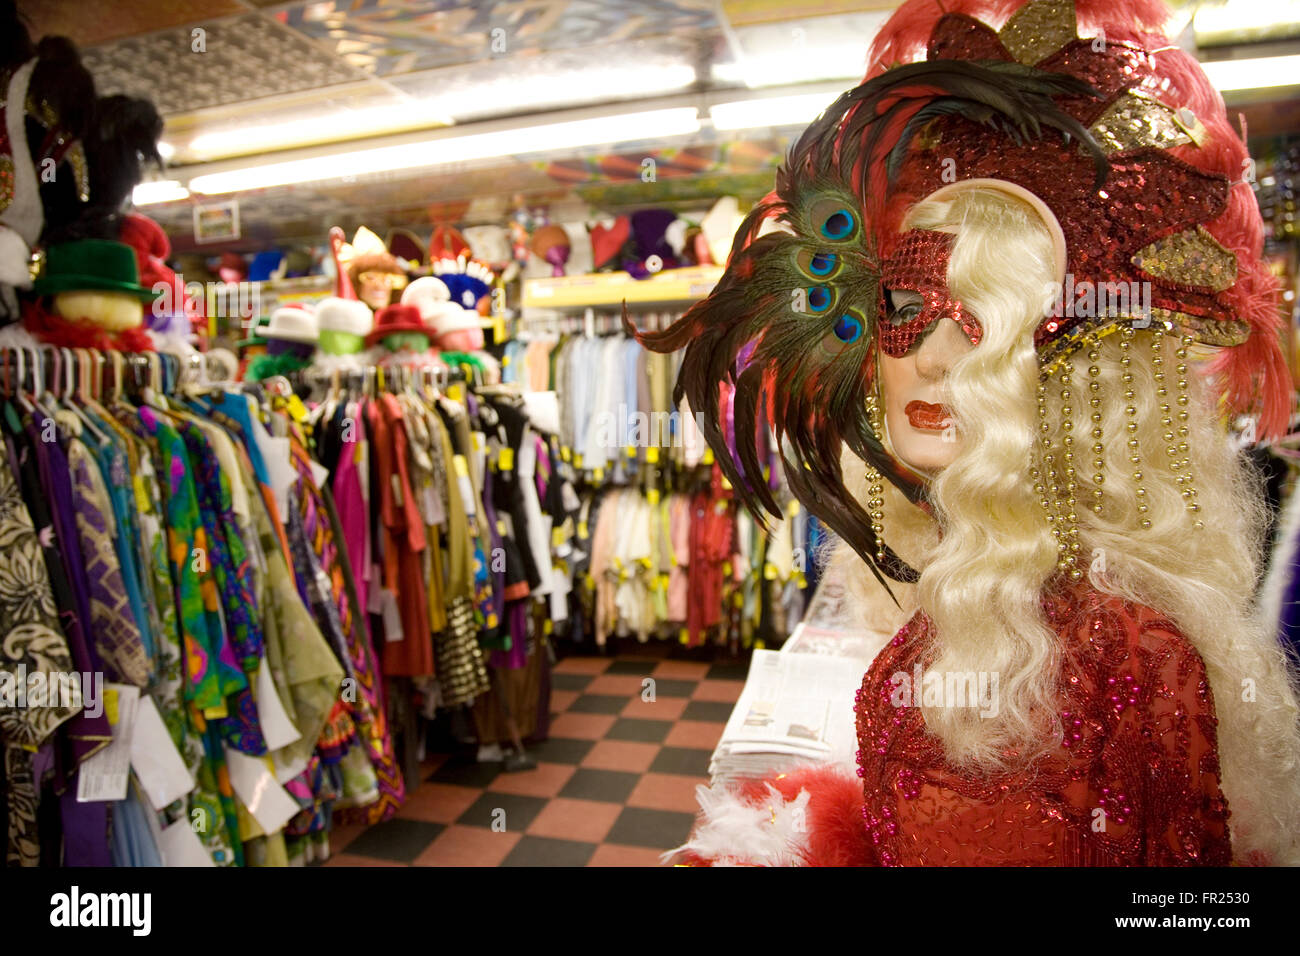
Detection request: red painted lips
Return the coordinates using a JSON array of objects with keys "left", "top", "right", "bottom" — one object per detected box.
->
[{"left": 905, "top": 400, "right": 953, "bottom": 431}]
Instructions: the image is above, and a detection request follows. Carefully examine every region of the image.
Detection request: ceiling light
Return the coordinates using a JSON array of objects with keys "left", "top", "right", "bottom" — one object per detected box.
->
[
  {"left": 1200, "top": 54, "right": 1300, "bottom": 91},
  {"left": 1194, "top": 0, "right": 1300, "bottom": 39},
  {"left": 710, "top": 92, "right": 841, "bottom": 131},
  {"left": 133, "top": 180, "right": 190, "bottom": 205},
  {"left": 187, "top": 107, "right": 702, "bottom": 195},
  {"left": 713, "top": 46, "right": 865, "bottom": 88},
  {"left": 157, "top": 141, "right": 176, "bottom": 161},
  {"left": 427, "top": 64, "right": 697, "bottom": 122},
  {"left": 187, "top": 103, "right": 456, "bottom": 157}
]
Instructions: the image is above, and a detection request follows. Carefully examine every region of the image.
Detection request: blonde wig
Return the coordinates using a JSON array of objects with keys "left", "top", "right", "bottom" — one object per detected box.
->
[{"left": 851, "top": 186, "right": 1300, "bottom": 864}]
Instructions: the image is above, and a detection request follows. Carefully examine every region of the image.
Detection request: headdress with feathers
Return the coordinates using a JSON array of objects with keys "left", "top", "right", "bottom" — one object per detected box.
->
[{"left": 628, "top": 0, "right": 1286, "bottom": 598}]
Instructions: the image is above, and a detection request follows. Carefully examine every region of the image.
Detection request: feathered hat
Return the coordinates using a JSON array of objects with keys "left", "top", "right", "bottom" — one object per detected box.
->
[{"left": 629, "top": 0, "right": 1287, "bottom": 591}]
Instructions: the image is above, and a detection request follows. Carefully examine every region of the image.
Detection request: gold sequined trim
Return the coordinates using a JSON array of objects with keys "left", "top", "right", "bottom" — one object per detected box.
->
[
  {"left": 1089, "top": 91, "right": 1194, "bottom": 154},
  {"left": 1132, "top": 226, "right": 1237, "bottom": 292},
  {"left": 999, "top": 0, "right": 1078, "bottom": 65},
  {"left": 1156, "top": 308, "right": 1249, "bottom": 347}
]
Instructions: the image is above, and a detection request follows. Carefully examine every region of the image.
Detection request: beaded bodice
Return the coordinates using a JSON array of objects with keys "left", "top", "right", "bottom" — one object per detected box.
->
[{"left": 854, "top": 587, "right": 1232, "bottom": 865}]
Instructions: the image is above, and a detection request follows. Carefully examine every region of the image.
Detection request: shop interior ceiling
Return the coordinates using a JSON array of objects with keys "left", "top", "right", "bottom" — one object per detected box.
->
[{"left": 18, "top": 0, "right": 1300, "bottom": 253}]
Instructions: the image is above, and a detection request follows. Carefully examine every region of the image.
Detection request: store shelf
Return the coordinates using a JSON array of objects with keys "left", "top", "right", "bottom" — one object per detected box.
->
[{"left": 522, "top": 266, "right": 723, "bottom": 310}]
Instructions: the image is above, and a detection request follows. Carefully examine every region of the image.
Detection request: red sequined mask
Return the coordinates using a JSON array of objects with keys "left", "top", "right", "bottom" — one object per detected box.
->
[{"left": 878, "top": 229, "right": 981, "bottom": 357}]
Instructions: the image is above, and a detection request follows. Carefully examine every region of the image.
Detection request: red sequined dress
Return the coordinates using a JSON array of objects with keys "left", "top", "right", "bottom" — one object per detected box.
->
[{"left": 677, "top": 586, "right": 1233, "bottom": 866}]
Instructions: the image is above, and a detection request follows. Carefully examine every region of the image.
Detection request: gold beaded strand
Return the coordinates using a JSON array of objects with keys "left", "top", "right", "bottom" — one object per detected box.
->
[
  {"left": 1119, "top": 326, "right": 1150, "bottom": 530},
  {"left": 866, "top": 394, "right": 887, "bottom": 563},
  {"left": 1087, "top": 339, "right": 1105, "bottom": 517},
  {"left": 1057, "top": 359, "right": 1082, "bottom": 578},
  {"left": 1174, "top": 333, "right": 1202, "bottom": 529}
]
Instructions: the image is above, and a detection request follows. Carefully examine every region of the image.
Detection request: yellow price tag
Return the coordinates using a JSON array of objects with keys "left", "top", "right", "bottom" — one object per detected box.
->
[
  {"left": 493, "top": 315, "right": 507, "bottom": 342},
  {"left": 552, "top": 527, "right": 565, "bottom": 548},
  {"left": 104, "top": 687, "right": 121, "bottom": 726},
  {"left": 496, "top": 518, "right": 507, "bottom": 536},
  {"left": 720, "top": 474, "right": 732, "bottom": 491},
  {"left": 670, "top": 553, "right": 678, "bottom": 567},
  {"left": 486, "top": 613, "right": 498, "bottom": 629},
  {"left": 625, "top": 445, "right": 636, "bottom": 459},
  {"left": 502, "top": 354, "right": 511, "bottom": 367},
  {"left": 657, "top": 572, "right": 670, "bottom": 590},
  {"left": 561, "top": 446, "right": 571, "bottom": 462},
  {"left": 764, "top": 562, "right": 778, "bottom": 581},
  {"left": 593, "top": 467, "right": 605, "bottom": 482},
  {"left": 679, "top": 628, "right": 690, "bottom": 645},
  {"left": 754, "top": 638, "right": 766, "bottom": 650},
  {"left": 453, "top": 455, "right": 469, "bottom": 479},
  {"left": 788, "top": 499, "right": 801, "bottom": 516},
  {"left": 543, "top": 619, "right": 553, "bottom": 635},
  {"left": 733, "top": 591, "right": 743, "bottom": 608},
  {"left": 498, "top": 447, "right": 514, "bottom": 471},
  {"left": 796, "top": 571, "right": 808, "bottom": 589},
  {"left": 646, "top": 446, "right": 660, "bottom": 464},
  {"left": 722, "top": 560, "right": 732, "bottom": 576},
  {"left": 646, "top": 488, "right": 660, "bottom": 506},
  {"left": 574, "top": 453, "right": 584, "bottom": 468},
  {"left": 702, "top": 447, "right": 714, "bottom": 465},
  {"left": 584, "top": 572, "right": 594, "bottom": 588},
  {"left": 578, "top": 520, "right": 589, "bottom": 538},
  {"left": 447, "top": 383, "right": 463, "bottom": 403}
]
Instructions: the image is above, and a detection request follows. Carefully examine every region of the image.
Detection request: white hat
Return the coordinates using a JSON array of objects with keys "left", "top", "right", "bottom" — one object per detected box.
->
[
  {"left": 314, "top": 296, "right": 373, "bottom": 337},
  {"left": 262, "top": 303, "right": 318, "bottom": 344},
  {"left": 400, "top": 275, "right": 450, "bottom": 315}
]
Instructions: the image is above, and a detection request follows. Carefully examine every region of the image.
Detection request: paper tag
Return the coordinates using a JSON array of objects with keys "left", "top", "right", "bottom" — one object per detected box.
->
[
  {"left": 129, "top": 694, "right": 195, "bottom": 811},
  {"left": 77, "top": 684, "right": 140, "bottom": 803},
  {"left": 574, "top": 453, "right": 584, "bottom": 469},
  {"left": 551, "top": 527, "right": 565, "bottom": 548},
  {"left": 625, "top": 445, "right": 636, "bottom": 459},
  {"left": 561, "top": 446, "right": 571, "bottom": 462},
  {"left": 733, "top": 591, "right": 744, "bottom": 608},
  {"left": 646, "top": 488, "right": 660, "bottom": 506},
  {"left": 498, "top": 447, "right": 514, "bottom": 472},
  {"left": 788, "top": 499, "right": 800, "bottom": 516},
  {"left": 646, "top": 446, "right": 659, "bottom": 464},
  {"left": 254, "top": 657, "right": 302, "bottom": 752},
  {"left": 381, "top": 590, "right": 403, "bottom": 642},
  {"left": 224, "top": 747, "right": 301, "bottom": 834},
  {"left": 309, "top": 459, "right": 331, "bottom": 489},
  {"left": 578, "top": 520, "right": 589, "bottom": 538},
  {"left": 453, "top": 454, "right": 470, "bottom": 479},
  {"left": 593, "top": 466, "right": 604, "bottom": 482},
  {"left": 764, "top": 562, "right": 778, "bottom": 581},
  {"left": 543, "top": 619, "right": 553, "bottom": 635},
  {"left": 447, "top": 384, "right": 463, "bottom": 403},
  {"left": 679, "top": 627, "right": 689, "bottom": 645},
  {"left": 720, "top": 474, "right": 733, "bottom": 491},
  {"left": 722, "top": 560, "right": 732, "bottom": 576},
  {"left": 702, "top": 447, "right": 714, "bottom": 465},
  {"left": 157, "top": 819, "right": 217, "bottom": 867}
]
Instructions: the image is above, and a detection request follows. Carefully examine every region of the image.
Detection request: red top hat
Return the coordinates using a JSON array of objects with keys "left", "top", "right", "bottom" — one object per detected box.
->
[{"left": 365, "top": 303, "right": 430, "bottom": 346}]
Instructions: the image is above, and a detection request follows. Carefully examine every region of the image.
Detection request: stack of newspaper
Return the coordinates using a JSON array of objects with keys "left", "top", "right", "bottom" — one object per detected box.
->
[{"left": 707, "top": 572, "right": 897, "bottom": 787}]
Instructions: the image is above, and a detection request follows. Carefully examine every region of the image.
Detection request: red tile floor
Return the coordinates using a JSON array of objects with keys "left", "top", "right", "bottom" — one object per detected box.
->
[{"left": 321, "top": 654, "right": 746, "bottom": 866}]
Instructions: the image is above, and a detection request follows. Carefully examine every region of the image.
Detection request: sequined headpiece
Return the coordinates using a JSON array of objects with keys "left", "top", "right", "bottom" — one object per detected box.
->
[
  {"left": 869, "top": 0, "right": 1287, "bottom": 437},
  {"left": 630, "top": 0, "right": 1286, "bottom": 592}
]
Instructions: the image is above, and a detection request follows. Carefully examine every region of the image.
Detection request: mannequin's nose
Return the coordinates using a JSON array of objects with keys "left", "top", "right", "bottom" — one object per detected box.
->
[{"left": 914, "top": 318, "right": 972, "bottom": 381}]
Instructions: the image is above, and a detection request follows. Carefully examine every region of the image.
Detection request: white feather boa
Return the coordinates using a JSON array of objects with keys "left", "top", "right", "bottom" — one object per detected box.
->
[{"left": 664, "top": 783, "right": 814, "bottom": 867}]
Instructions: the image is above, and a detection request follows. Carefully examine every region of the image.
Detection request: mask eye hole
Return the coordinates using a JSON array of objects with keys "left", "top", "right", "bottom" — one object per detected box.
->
[{"left": 886, "top": 289, "right": 923, "bottom": 327}]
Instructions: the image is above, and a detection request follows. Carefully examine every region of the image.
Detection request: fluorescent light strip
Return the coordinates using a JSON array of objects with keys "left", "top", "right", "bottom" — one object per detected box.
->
[
  {"left": 188, "top": 103, "right": 456, "bottom": 156},
  {"left": 710, "top": 92, "right": 840, "bottom": 131},
  {"left": 133, "top": 180, "right": 190, "bottom": 205},
  {"left": 188, "top": 107, "right": 701, "bottom": 194},
  {"left": 1200, "top": 54, "right": 1300, "bottom": 92},
  {"left": 713, "top": 47, "right": 866, "bottom": 89}
]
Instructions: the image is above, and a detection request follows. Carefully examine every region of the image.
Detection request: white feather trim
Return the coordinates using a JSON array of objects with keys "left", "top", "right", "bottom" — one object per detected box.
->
[{"left": 664, "top": 783, "right": 813, "bottom": 867}]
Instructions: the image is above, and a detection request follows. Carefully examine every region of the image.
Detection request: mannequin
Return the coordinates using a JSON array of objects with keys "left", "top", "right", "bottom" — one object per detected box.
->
[{"left": 635, "top": 0, "right": 1300, "bottom": 866}]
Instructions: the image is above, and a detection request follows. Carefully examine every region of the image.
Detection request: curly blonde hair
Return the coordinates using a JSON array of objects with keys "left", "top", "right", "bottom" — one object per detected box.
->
[{"left": 845, "top": 186, "right": 1300, "bottom": 864}]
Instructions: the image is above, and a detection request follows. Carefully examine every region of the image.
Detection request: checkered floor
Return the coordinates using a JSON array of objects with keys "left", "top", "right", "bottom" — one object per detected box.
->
[{"left": 321, "top": 654, "right": 746, "bottom": 866}]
